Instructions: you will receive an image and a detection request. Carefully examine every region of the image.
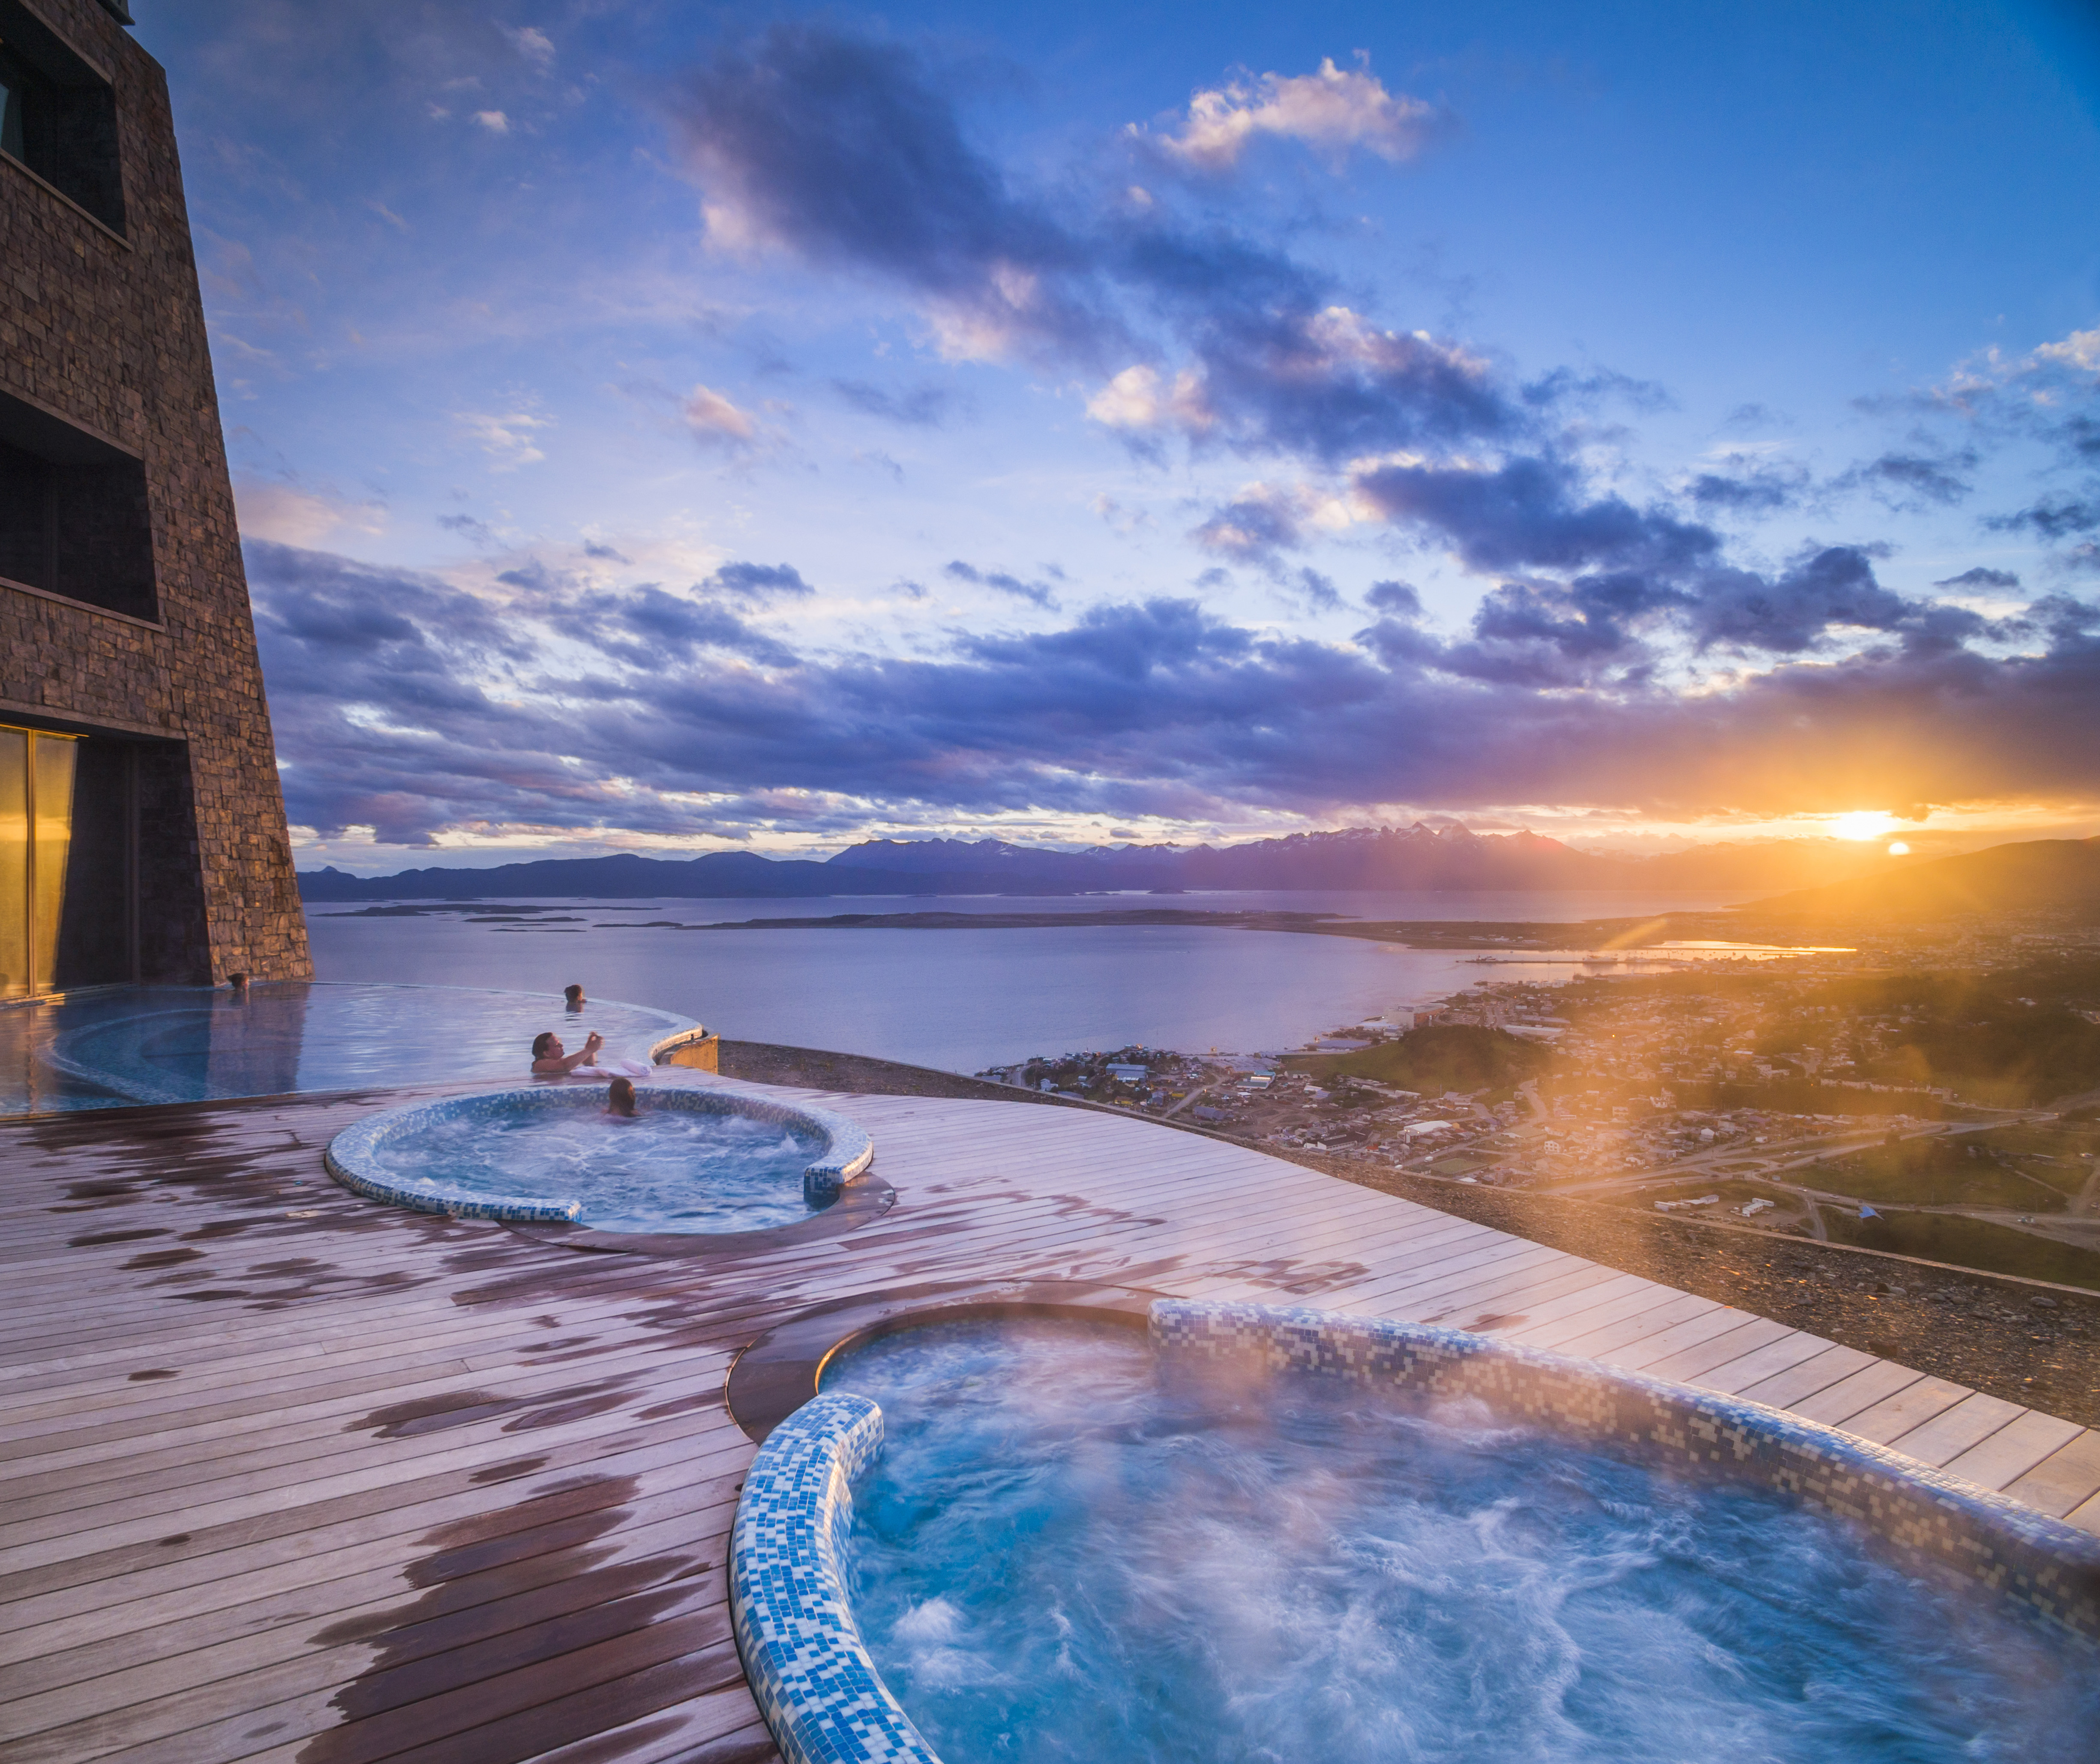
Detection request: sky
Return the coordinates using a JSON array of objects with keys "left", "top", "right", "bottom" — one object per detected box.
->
[{"left": 138, "top": 0, "right": 2100, "bottom": 869}]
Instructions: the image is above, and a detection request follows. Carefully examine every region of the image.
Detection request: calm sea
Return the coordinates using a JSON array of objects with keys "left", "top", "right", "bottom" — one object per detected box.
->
[{"left": 304, "top": 890, "right": 1744, "bottom": 1075}]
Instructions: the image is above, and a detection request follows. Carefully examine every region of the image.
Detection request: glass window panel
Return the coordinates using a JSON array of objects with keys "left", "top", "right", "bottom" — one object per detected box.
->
[
  {"left": 31, "top": 734, "right": 75, "bottom": 993},
  {"left": 0, "top": 730, "right": 24, "bottom": 999}
]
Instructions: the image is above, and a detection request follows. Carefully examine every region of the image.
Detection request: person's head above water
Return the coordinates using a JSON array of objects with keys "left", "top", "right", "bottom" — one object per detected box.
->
[
  {"left": 531, "top": 1027, "right": 602, "bottom": 1073},
  {"left": 564, "top": 983, "right": 585, "bottom": 1011},
  {"left": 607, "top": 1076, "right": 636, "bottom": 1117}
]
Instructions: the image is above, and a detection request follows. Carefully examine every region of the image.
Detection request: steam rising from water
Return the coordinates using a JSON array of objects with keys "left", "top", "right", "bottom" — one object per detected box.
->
[{"left": 825, "top": 1321, "right": 2093, "bottom": 1763}]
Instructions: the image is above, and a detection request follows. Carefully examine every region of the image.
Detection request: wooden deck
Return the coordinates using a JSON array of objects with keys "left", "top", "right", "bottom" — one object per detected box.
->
[{"left": 4, "top": 1075, "right": 2098, "bottom": 1764}]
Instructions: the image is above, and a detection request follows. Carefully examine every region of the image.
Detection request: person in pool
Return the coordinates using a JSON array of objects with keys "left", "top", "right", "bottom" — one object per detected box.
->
[
  {"left": 531, "top": 1029, "right": 603, "bottom": 1075},
  {"left": 564, "top": 983, "right": 586, "bottom": 1012},
  {"left": 606, "top": 1076, "right": 638, "bottom": 1117}
]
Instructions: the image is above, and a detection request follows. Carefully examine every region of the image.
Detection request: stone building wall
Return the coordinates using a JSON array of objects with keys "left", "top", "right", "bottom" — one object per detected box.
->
[{"left": 0, "top": 0, "right": 310, "bottom": 982}]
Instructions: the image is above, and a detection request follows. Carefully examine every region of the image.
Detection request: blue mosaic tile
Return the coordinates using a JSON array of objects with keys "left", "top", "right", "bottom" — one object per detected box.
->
[
  {"left": 731, "top": 1300, "right": 2100, "bottom": 1764},
  {"left": 730, "top": 1392, "right": 942, "bottom": 1764},
  {"left": 323, "top": 1082, "right": 874, "bottom": 1224}
]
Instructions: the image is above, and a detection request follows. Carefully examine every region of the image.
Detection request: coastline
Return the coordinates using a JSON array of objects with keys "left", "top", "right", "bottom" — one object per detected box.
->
[{"left": 720, "top": 1038, "right": 2100, "bottom": 1430}]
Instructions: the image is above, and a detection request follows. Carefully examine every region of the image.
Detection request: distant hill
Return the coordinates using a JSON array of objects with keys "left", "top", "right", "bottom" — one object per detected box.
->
[
  {"left": 298, "top": 822, "right": 1916, "bottom": 903},
  {"left": 1288, "top": 1025, "right": 1553, "bottom": 1099},
  {"left": 1747, "top": 838, "right": 2100, "bottom": 921}
]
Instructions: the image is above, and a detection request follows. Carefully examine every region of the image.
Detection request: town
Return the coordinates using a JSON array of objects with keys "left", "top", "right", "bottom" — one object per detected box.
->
[{"left": 981, "top": 922, "right": 2100, "bottom": 1293}]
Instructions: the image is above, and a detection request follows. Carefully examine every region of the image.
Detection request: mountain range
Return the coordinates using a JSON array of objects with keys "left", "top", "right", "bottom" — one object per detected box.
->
[
  {"left": 1748, "top": 837, "right": 2100, "bottom": 921},
  {"left": 297, "top": 823, "right": 1922, "bottom": 903}
]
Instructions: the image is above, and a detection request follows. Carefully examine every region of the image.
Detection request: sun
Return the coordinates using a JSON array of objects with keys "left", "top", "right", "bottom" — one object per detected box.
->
[
  {"left": 1830, "top": 811, "right": 1901, "bottom": 841},
  {"left": 1886, "top": 842, "right": 1911, "bottom": 856}
]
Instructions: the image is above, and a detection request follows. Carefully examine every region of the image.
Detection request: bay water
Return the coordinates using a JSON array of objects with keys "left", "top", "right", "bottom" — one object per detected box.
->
[{"left": 306, "top": 889, "right": 1742, "bottom": 1074}]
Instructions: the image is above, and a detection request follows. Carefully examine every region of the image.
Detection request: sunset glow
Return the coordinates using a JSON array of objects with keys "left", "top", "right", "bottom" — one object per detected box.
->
[
  {"left": 125, "top": 3, "right": 2099, "bottom": 872},
  {"left": 1830, "top": 813, "right": 1905, "bottom": 842}
]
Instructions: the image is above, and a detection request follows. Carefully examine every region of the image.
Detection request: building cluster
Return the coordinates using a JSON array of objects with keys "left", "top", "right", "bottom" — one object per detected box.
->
[{"left": 983, "top": 925, "right": 2100, "bottom": 1288}]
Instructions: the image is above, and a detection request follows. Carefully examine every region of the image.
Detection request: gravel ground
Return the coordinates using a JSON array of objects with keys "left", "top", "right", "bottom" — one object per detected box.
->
[{"left": 722, "top": 1040, "right": 2100, "bottom": 1429}]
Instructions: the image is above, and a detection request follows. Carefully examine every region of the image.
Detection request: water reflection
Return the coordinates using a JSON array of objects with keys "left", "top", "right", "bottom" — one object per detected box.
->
[{"left": 0, "top": 982, "right": 697, "bottom": 1114}]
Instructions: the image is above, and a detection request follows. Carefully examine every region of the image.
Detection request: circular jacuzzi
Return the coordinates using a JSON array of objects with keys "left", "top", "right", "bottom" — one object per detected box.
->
[
  {"left": 324, "top": 1082, "right": 875, "bottom": 1237},
  {"left": 730, "top": 1299, "right": 2100, "bottom": 1764}
]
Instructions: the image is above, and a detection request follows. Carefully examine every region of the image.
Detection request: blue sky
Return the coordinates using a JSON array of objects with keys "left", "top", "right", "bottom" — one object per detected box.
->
[{"left": 142, "top": 1, "right": 2100, "bottom": 868}]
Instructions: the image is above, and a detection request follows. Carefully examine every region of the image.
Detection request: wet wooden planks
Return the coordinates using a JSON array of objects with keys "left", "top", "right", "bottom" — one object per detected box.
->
[{"left": 2, "top": 1078, "right": 2097, "bottom": 1764}]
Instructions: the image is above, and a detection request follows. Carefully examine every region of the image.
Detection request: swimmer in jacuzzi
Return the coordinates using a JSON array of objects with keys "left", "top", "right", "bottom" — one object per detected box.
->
[
  {"left": 606, "top": 1076, "right": 638, "bottom": 1117},
  {"left": 531, "top": 1029, "right": 603, "bottom": 1075}
]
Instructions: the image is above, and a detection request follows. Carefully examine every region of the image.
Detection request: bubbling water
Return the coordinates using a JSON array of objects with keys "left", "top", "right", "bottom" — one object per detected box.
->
[
  {"left": 379, "top": 1103, "right": 820, "bottom": 1232},
  {"left": 824, "top": 1320, "right": 2095, "bottom": 1764}
]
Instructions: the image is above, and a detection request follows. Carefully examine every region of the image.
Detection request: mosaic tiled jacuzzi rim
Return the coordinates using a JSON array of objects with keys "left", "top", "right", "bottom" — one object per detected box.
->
[
  {"left": 726, "top": 1298, "right": 2100, "bottom": 1764},
  {"left": 324, "top": 1081, "right": 876, "bottom": 1224}
]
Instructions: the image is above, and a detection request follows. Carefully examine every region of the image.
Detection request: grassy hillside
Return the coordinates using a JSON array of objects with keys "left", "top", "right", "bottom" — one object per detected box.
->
[
  {"left": 1746, "top": 837, "right": 2100, "bottom": 922},
  {"left": 1289, "top": 1024, "right": 1552, "bottom": 1099}
]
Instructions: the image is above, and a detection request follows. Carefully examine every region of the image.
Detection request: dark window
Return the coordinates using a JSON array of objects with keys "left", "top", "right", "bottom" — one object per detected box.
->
[
  {"left": 0, "top": 2, "right": 123, "bottom": 234},
  {"left": 0, "top": 392, "right": 155, "bottom": 622}
]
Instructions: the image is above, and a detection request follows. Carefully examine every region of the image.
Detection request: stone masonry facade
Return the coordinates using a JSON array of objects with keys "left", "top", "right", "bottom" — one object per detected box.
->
[{"left": 0, "top": 0, "right": 310, "bottom": 982}]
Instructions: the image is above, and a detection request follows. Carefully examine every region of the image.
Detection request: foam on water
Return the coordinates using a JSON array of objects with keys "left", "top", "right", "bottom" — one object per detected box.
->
[
  {"left": 824, "top": 1320, "right": 2095, "bottom": 1764},
  {"left": 379, "top": 1103, "right": 821, "bottom": 1232}
]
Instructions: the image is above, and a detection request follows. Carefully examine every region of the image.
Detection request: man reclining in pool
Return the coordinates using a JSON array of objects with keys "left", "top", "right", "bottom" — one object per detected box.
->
[
  {"left": 531, "top": 1030, "right": 653, "bottom": 1079},
  {"left": 531, "top": 1030, "right": 603, "bottom": 1075}
]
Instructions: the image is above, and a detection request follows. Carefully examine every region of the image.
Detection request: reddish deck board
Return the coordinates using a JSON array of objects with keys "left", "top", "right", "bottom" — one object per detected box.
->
[{"left": 3, "top": 1077, "right": 2095, "bottom": 1764}]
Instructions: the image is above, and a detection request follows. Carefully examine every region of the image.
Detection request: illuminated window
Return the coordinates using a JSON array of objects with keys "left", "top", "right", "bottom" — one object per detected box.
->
[{"left": 0, "top": 725, "right": 78, "bottom": 998}]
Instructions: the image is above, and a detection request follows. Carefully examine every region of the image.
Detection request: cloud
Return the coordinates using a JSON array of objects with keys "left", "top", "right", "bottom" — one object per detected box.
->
[
  {"left": 250, "top": 538, "right": 2100, "bottom": 846},
  {"left": 502, "top": 24, "right": 555, "bottom": 68},
  {"left": 943, "top": 560, "right": 1059, "bottom": 608},
  {"left": 603, "top": 587, "right": 801, "bottom": 669},
  {"left": 1143, "top": 58, "right": 1446, "bottom": 173},
  {"left": 1686, "top": 545, "right": 1919, "bottom": 655},
  {"left": 455, "top": 409, "right": 552, "bottom": 469},
  {"left": 831, "top": 379, "right": 954, "bottom": 426},
  {"left": 1934, "top": 565, "right": 2020, "bottom": 590},
  {"left": 1831, "top": 445, "right": 1977, "bottom": 510},
  {"left": 1987, "top": 494, "right": 2099, "bottom": 541},
  {"left": 233, "top": 478, "right": 387, "bottom": 546},
  {"left": 435, "top": 512, "right": 496, "bottom": 546},
  {"left": 674, "top": 26, "right": 1100, "bottom": 362},
  {"left": 1086, "top": 364, "right": 1213, "bottom": 435},
  {"left": 1686, "top": 455, "right": 1809, "bottom": 515},
  {"left": 671, "top": 26, "right": 1523, "bottom": 461},
  {"left": 684, "top": 383, "right": 758, "bottom": 444},
  {"left": 703, "top": 560, "right": 814, "bottom": 602},
  {"left": 1289, "top": 567, "right": 1342, "bottom": 613},
  {"left": 473, "top": 110, "right": 510, "bottom": 134},
  {"left": 1364, "top": 579, "right": 1423, "bottom": 617},
  {"left": 1189, "top": 483, "right": 1309, "bottom": 563},
  {"left": 1353, "top": 453, "right": 1717, "bottom": 578}
]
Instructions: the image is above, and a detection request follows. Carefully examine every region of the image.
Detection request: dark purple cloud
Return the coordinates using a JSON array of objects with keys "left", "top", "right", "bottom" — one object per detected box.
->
[
  {"left": 1988, "top": 494, "right": 2100, "bottom": 542},
  {"left": 1934, "top": 565, "right": 2020, "bottom": 590},
  {"left": 1352, "top": 454, "right": 1718, "bottom": 577},
  {"left": 1830, "top": 445, "right": 1978, "bottom": 511},
  {"left": 705, "top": 560, "right": 815, "bottom": 602},
  {"left": 672, "top": 25, "right": 1528, "bottom": 467},
  {"left": 249, "top": 539, "right": 2100, "bottom": 846}
]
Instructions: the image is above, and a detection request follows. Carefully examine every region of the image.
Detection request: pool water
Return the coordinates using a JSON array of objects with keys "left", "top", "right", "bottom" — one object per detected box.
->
[
  {"left": 0, "top": 982, "right": 696, "bottom": 1113},
  {"left": 824, "top": 1321, "right": 2096, "bottom": 1764},
  {"left": 372, "top": 1102, "right": 823, "bottom": 1233}
]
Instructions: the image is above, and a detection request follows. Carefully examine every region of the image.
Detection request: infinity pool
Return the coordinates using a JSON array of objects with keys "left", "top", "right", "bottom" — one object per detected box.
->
[
  {"left": 0, "top": 982, "right": 696, "bottom": 1113},
  {"left": 822, "top": 1320, "right": 2095, "bottom": 1764}
]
